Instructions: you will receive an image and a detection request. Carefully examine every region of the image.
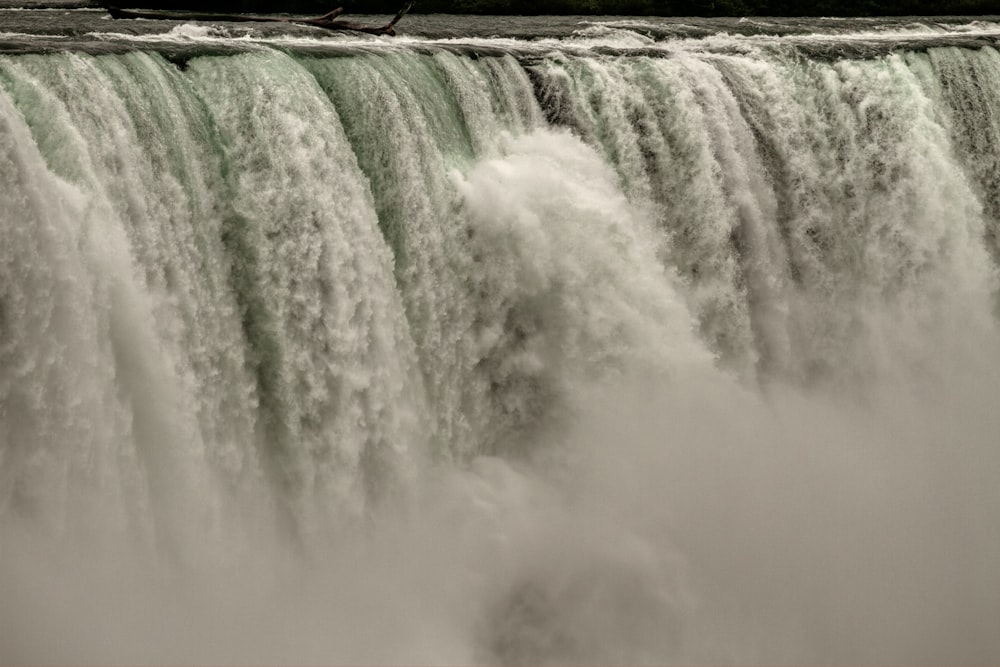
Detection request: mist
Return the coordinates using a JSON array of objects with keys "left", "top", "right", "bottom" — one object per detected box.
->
[{"left": 3, "top": 345, "right": 999, "bottom": 664}]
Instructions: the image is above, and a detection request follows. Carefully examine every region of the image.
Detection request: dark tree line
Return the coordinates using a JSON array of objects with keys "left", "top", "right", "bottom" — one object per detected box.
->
[
  {"left": 116, "top": 0, "right": 1000, "bottom": 16},
  {"left": 415, "top": 0, "right": 998, "bottom": 13}
]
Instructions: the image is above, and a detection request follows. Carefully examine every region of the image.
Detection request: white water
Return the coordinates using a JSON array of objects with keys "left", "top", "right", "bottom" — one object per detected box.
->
[{"left": 1, "top": 38, "right": 999, "bottom": 664}]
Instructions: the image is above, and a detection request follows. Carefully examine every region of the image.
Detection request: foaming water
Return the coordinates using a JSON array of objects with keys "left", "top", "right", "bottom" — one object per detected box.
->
[{"left": 2, "top": 33, "right": 1000, "bottom": 665}]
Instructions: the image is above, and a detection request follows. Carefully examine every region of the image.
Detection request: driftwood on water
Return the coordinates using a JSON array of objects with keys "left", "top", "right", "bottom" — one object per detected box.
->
[{"left": 107, "top": 2, "right": 414, "bottom": 35}]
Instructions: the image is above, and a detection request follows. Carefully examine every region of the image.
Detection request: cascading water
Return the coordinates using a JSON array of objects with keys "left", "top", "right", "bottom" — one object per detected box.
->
[{"left": 1, "top": 12, "right": 999, "bottom": 664}]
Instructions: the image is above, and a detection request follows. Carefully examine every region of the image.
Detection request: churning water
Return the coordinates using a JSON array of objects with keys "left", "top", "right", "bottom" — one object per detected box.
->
[{"left": 1, "top": 11, "right": 999, "bottom": 664}]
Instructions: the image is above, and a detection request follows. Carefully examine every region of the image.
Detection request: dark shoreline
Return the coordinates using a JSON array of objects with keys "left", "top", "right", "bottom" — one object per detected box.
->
[{"left": 6, "top": 0, "right": 998, "bottom": 17}]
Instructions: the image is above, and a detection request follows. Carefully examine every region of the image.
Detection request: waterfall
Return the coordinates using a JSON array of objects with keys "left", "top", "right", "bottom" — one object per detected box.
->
[{"left": 1, "top": 32, "right": 999, "bottom": 664}]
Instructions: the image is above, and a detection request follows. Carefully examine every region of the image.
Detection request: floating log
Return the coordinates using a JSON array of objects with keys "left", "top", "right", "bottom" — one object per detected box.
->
[{"left": 107, "top": 2, "right": 414, "bottom": 35}]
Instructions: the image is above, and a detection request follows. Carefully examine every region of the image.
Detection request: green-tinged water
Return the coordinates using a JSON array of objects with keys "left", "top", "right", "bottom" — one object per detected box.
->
[{"left": 1, "top": 14, "right": 999, "bottom": 665}]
